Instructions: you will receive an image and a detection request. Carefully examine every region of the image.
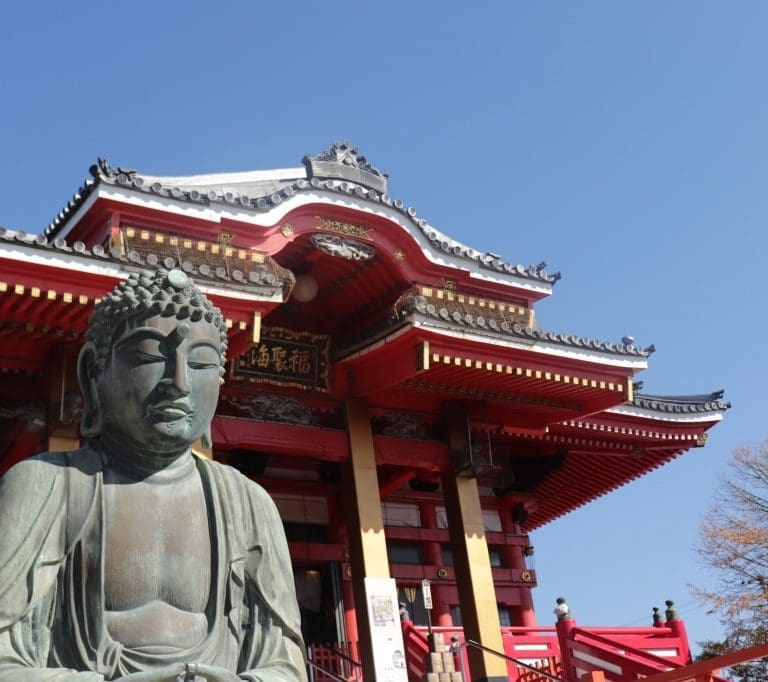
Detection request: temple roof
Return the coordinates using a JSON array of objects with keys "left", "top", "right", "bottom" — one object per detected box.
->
[{"left": 43, "top": 144, "right": 561, "bottom": 287}]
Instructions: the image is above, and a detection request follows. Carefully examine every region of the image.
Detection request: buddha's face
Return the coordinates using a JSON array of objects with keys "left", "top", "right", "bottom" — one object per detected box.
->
[{"left": 96, "top": 314, "right": 222, "bottom": 457}]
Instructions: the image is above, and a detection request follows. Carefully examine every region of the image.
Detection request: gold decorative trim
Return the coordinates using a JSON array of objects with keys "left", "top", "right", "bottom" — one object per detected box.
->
[
  {"left": 280, "top": 223, "right": 294, "bottom": 237},
  {"left": 394, "top": 249, "right": 406, "bottom": 261},
  {"left": 218, "top": 231, "right": 235, "bottom": 248},
  {"left": 251, "top": 311, "right": 261, "bottom": 344},
  {"left": 121, "top": 225, "right": 259, "bottom": 262},
  {"left": 428, "top": 351, "right": 623, "bottom": 393},
  {"left": 316, "top": 216, "right": 373, "bottom": 241},
  {"left": 418, "top": 285, "right": 529, "bottom": 317},
  {"left": 416, "top": 341, "right": 430, "bottom": 372}
]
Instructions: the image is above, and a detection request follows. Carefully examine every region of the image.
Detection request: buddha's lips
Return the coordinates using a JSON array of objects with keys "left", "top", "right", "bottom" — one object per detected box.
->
[{"left": 147, "top": 402, "right": 193, "bottom": 420}]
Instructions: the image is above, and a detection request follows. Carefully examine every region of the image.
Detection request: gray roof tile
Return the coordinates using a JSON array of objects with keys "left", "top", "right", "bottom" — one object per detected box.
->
[{"left": 631, "top": 390, "right": 730, "bottom": 413}]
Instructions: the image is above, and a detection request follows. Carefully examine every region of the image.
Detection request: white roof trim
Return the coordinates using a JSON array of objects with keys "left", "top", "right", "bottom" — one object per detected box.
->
[{"left": 138, "top": 167, "right": 304, "bottom": 187}]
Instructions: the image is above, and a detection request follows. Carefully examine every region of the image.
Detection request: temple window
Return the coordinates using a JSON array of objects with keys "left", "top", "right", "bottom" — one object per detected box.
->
[
  {"left": 383, "top": 502, "right": 420, "bottom": 527},
  {"left": 387, "top": 541, "right": 422, "bottom": 565}
]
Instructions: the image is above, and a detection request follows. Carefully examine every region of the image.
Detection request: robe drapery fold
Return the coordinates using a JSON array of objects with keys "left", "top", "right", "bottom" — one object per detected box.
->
[{"left": 0, "top": 447, "right": 306, "bottom": 680}]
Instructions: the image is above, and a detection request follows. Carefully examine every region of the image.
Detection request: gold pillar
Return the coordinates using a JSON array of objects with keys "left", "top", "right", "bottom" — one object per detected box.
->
[
  {"left": 191, "top": 438, "right": 213, "bottom": 460},
  {"left": 342, "top": 398, "right": 390, "bottom": 677},
  {"left": 442, "top": 407, "right": 508, "bottom": 682}
]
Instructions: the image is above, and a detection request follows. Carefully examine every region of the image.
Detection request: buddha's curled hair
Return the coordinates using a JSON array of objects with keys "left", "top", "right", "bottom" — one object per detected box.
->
[{"left": 86, "top": 268, "right": 228, "bottom": 372}]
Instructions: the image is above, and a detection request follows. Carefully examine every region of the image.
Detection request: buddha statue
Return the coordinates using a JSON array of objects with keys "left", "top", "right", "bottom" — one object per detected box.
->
[{"left": 0, "top": 269, "right": 306, "bottom": 681}]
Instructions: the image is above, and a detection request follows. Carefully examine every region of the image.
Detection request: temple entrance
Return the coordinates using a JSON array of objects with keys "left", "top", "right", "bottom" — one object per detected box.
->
[{"left": 293, "top": 562, "right": 344, "bottom": 646}]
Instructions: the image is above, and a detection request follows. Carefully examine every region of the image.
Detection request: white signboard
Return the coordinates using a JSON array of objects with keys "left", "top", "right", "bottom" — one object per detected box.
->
[
  {"left": 364, "top": 577, "right": 408, "bottom": 682},
  {"left": 421, "top": 579, "right": 433, "bottom": 610}
]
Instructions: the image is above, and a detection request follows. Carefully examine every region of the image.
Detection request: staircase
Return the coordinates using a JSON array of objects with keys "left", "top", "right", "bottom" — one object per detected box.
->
[{"left": 399, "top": 615, "right": 749, "bottom": 682}]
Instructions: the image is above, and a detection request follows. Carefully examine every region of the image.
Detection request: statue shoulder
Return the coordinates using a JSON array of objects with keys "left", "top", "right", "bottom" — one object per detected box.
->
[
  {"left": 203, "top": 458, "right": 276, "bottom": 507},
  {"left": 0, "top": 447, "right": 99, "bottom": 489}
]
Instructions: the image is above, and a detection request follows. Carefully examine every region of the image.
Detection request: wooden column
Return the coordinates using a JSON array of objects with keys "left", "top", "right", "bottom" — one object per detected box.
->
[
  {"left": 500, "top": 504, "right": 537, "bottom": 627},
  {"left": 341, "top": 398, "right": 390, "bottom": 678},
  {"left": 419, "top": 500, "right": 453, "bottom": 626},
  {"left": 442, "top": 407, "right": 507, "bottom": 682},
  {"left": 46, "top": 351, "right": 80, "bottom": 452}
]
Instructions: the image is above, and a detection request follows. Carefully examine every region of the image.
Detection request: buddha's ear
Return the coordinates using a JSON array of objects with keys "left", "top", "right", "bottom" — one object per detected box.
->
[{"left": 77, "top": 343, "right": 103, "bottom": 438}]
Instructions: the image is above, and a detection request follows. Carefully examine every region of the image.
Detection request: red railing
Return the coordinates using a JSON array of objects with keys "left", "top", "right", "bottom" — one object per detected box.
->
[
  {"left": 401, "top": 616, "right": 708, "bottom": 681},
  {"left": 401, "top": 620, "right": 430, "bottom": 681},
  {"left": 307, "top": 642, "right": 363, "bottom": 681},
  {"left": 556, "top": 617, "right": 730, "bottom": 682}
]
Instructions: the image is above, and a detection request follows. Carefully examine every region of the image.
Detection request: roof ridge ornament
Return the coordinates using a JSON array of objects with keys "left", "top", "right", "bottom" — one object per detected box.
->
[
  {"left": 303, "top": 141, "right": 388, "bottom": 193},
  {"left": 89, "top": 157, "right": 137, "bottom": 181}
]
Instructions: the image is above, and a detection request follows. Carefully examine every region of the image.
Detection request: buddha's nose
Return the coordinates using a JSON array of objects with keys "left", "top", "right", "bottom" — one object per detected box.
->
[{"left": 161, "top": 355, "right": 190, "bottom": 396}]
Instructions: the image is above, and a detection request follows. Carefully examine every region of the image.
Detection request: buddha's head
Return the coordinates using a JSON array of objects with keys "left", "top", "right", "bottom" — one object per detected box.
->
[{"left": 78, "top": 269, "right": 228, "bottom": 458}]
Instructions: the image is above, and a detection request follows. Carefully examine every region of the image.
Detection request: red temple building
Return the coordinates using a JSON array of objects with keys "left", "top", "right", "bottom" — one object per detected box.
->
[{"left": 0, "top": 143, "right": 739, "bottom": 681}]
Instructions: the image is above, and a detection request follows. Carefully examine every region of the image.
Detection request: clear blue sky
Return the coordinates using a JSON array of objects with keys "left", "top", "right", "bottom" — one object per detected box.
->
[{"left": 2, "top": 1, "right": 766, "bottom": 649}]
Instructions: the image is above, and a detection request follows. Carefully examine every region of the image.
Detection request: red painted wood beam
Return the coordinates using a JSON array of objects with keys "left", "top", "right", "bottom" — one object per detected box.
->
[
  {"left": 373, "top": 435, "right": 450, "bottom": 471},
  {"left": 212, "top": 415, "right": 349, "bottom": 460},
  {"left": 342, "top": 336, "right": 424, "bottom": 397},
  {"left": 378, "top": 469, "right": 418, "bottom": 498}
]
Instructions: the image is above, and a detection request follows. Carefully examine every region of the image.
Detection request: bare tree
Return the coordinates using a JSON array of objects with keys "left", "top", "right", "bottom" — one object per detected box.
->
[{"left": 694, "top": 440, "right": 768, "bottom": 680}]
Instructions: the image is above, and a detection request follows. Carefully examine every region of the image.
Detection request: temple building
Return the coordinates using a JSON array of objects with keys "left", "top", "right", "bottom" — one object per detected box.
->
[{"left": 0, "top": 143, "right": 729, "bottom": 681}]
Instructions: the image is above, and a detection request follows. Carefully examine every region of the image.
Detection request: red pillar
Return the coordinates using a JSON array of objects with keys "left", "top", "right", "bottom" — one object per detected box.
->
[
  {"left": 420, "top": 501, "right": 453, "bottom": 626},
  {"left": 343, "top": 577, "right": 359, "bottom": 648},
  {"left": 328, "top": 497, "right": 359, "bottom": 647},
  {"left": 500, "top": 504, "right": 536, "bottom": 626}
]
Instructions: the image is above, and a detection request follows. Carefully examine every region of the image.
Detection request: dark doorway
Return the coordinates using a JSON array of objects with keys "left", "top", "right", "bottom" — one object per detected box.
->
[{"left": 294, "top": 562, "right": 343, "bottom": 646}]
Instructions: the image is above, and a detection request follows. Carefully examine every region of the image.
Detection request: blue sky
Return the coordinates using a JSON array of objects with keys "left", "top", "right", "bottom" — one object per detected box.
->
[{"left": 2, "top": 1, "right": 766, "bottom": 648}]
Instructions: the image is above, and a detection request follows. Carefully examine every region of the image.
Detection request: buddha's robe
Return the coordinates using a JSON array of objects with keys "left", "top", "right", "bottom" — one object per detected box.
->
[{"left": 0, "top": 447, "right": 306, "bottom": 681}]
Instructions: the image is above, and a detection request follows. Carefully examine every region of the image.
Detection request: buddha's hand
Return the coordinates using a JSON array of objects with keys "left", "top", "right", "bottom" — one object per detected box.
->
[
  {"left": 118, "top": 664, "right": 240, "bottom": 682},
  {"left": 117, "top": 664, "right": 187, "bottom": 681},
  {"left": 186, "top": 665, "right": 241, "bottom": 682}
]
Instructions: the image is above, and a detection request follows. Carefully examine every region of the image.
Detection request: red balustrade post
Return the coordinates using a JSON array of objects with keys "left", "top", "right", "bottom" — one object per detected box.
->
[
  {"left": 664, "top": 600, "right": 692, "bottom": 664},
  {"left": 554, "top": 598, "right": 577, "bottom": 682}
]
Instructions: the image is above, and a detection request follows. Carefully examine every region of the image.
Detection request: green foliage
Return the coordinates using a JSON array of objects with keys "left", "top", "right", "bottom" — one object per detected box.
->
[{"left": 696, "top": 630, "right": 768, "bottom": 682}]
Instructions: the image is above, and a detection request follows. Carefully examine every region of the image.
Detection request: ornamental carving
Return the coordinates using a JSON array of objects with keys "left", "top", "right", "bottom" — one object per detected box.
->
[
  {"left": 303, "top": 141, "right": 388, "bottom": 193},
  {"left": 381, "top": 413, "right": 431, "bottom": 440},
  {"left": 225, "top": 394, "right": 317, "bottom": 426},
  {"left": 310, "top": 234, "right": 376, "bottom": 261},
  {"left": 305, "top": 141, "right": 387, "bottom": 178},
  {"left": 315, "top": 216, "right": 373, "bottom": 241}
]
